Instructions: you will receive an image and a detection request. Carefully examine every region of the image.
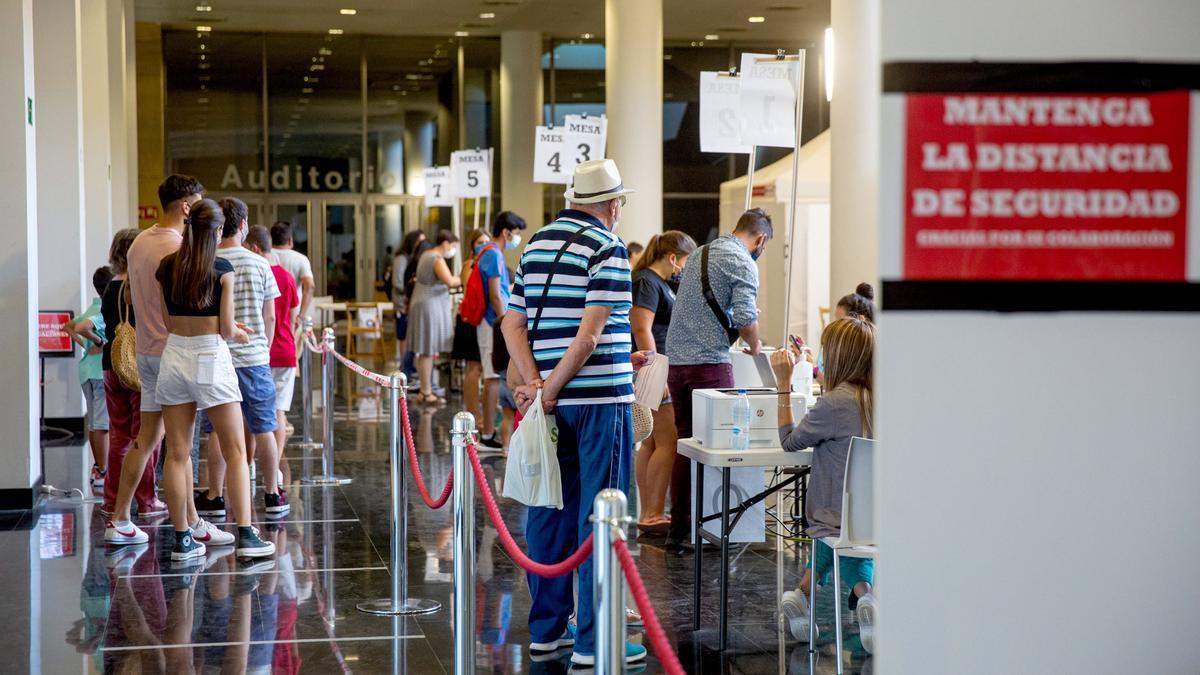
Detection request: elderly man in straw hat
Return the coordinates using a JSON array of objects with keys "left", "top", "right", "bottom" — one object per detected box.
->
[{"left": 501, "top": 158, "right": 648, "bottom": 667}]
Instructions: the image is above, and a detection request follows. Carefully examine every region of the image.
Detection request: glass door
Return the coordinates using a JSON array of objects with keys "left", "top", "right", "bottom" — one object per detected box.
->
[
  {"left": 367, "top": 196, "right": 424, "bottom": 301},
  {"left": 322, "top": 200, "right": 361, "bottom": 301}
]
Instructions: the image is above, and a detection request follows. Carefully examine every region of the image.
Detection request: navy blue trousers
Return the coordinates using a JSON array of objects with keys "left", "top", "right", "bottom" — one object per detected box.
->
[{"left": 525, "top": 402, "right": 632, "bottom": 655}]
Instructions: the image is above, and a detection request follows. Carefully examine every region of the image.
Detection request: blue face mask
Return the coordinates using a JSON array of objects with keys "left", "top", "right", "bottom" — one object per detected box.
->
[
  {"left": 751, "top": 244, "right": 765, "bottom": 261},
  {"left": 817, "top": 351, "right": 824, "bottom": 374}
]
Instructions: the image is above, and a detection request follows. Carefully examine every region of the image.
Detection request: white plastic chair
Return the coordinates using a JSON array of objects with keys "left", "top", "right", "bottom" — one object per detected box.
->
[{"left": 809, "top": 436, "right": 877, "bottom": 673}]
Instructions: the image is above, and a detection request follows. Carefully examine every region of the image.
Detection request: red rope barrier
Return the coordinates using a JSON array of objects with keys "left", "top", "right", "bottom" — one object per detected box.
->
[
  {"left": 466, "top": 441, "right": 593, "bottom": 578},
  {"left": 613, "top": 539, "right": 686, "bottom": 675},
  {"left": 398, "top": 397, "right": 454, "bottom": 509}
]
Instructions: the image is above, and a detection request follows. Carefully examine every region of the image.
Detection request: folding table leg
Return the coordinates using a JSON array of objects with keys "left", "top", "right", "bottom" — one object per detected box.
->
[
  {"left": 692, "top": 459, "right": 703, "bottom": 632},
  {"left": 719, "top": 467, "right": 731, "bottom": 651},
  {"left": 833, "top": 547, "right": 844, "bottom": 675}
]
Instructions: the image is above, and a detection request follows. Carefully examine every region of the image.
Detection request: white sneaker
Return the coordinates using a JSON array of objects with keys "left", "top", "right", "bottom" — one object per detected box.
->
[
  {"left": 192, "top": 519, "right": 235, "bottom": 547},
  {"left": 856, "top": 592, "right": 877, "bottom": 654},
  {"left": 104, "top": 520, "right": 149, "bottom": 546},
  {"left": 781, "top": 589, "right": 816, "bottom": 642}
]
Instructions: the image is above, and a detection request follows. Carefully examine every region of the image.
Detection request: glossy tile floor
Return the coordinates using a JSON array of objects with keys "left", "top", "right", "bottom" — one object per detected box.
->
[{"left": 13, "top": 364, "right": 873, "bottom": 674}]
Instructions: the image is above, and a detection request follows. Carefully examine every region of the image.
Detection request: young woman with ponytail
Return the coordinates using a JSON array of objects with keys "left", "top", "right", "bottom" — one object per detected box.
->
[
  {"left": 152, "top": 198, "right": 275, "bottom": 562},
  {"left": 629, "top": 231, "right": 697, "bottom": 534}
]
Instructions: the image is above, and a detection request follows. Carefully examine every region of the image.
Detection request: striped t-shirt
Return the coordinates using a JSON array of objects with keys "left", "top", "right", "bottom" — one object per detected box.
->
[
  {"left": 509, "top": 210, "right": 634, "bottom": 406},
  {"left": 217, "top": 246, "right": 280, "bottom": 368}
]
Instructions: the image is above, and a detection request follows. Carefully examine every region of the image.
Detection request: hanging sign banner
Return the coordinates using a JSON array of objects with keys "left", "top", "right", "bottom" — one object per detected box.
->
[
  {"left": 423, "top": 167, "right": 453, "bottom": 207},
  {"left": 903, "top": 91, "right": 1191, "bottom": 281},
  {"left": 450, "top": 149, "right": 492, "bottom": 199},
  {"left": 533, "top": 126, "right": 570, "bottom": 185},
  {"left": 563, "top": 114, "right": 607, "bottom": 167},
  {"left": 738, "top": 52, "right": 804, "bottom": 148},
  {"left": 699, "top": 72, "right": 752, "bottom": 154}
]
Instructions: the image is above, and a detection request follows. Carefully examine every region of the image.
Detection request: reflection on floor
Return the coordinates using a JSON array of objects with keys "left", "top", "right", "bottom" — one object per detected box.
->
[{"left": 10, "top": 372, "right": 872, "bottom": 674}]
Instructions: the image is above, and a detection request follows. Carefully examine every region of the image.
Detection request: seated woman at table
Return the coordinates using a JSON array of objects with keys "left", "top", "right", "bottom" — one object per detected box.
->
[{"left": 769, "top": 316, "right": 878, "bottom": 653}]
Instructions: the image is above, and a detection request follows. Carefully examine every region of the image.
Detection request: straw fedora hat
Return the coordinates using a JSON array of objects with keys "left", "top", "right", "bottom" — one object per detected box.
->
[{"left": 563, "top": 158, "right": 636, "bottom": 204}]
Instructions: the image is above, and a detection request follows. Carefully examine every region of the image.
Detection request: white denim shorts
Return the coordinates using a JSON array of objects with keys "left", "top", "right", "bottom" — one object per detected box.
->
[
  {"left": 271, "top": 367, "right": 296, "bottom": 412},
  {"left": 156, "top": 334, "right": 242, "bottom": 411}
]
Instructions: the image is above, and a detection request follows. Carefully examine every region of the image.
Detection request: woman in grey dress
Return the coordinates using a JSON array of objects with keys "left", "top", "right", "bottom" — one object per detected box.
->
[{"left": 406, "top": 230, "right": 461, "bottom": 403}]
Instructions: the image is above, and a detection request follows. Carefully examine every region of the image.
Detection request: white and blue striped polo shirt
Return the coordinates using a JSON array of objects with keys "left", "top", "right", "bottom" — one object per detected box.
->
[{"left": 509, "top": 210, "right": 634, "bottom": 406}]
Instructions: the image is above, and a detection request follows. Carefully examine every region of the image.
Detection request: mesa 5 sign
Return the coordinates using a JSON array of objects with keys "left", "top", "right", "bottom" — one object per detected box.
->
[{"left": 899, "top": 91, "right": 1194, "bottom": 281}]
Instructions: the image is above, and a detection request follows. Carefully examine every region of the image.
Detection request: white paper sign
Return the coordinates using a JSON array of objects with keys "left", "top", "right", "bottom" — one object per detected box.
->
[
  {"left": 563, "top": 114, "right": 607, "bottom": 167},
  {"left": 699, "top": 71, "right": 752, "bottom": 154},
  {"left": 423, "top": 167, "right": 453, "bottom": 207},
  {"left": 450, "top": 149, "right": 491, "bottom": 199},
  {"left": 533, "top": 126, "right": 570, "bottom": 185},
  {"left": 739, "top": 52, "right": 804, "bottom": 148}
]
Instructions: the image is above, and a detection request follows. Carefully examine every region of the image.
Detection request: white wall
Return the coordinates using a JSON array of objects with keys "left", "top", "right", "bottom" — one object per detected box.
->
[
  {"left": 874, "top": 1, "right": 1200, "bottom": 673},
  {"left": 34, "top": 0, "right": 87, "bottom": 420},
  {"left": 0, "top": 0, "right": 42, "bottom": 490}
]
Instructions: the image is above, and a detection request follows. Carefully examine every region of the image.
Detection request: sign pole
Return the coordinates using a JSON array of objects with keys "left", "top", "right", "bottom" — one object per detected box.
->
[
  {"left": 782, "top": 50, "right": 806, "bottom": 347},
  {"left": 744, "top": 145, "right": 758, "bottom": 211}
]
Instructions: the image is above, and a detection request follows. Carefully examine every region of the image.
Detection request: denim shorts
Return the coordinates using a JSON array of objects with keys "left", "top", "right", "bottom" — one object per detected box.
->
[
  {"left": 81, "top": 379, "right": 109, "bottom": 431},
  {"left": 497, "top": 368, "right": 517, "bottom": 410},
  {"left": 236, "top": 364, "right": 278, "bottom": 434}
]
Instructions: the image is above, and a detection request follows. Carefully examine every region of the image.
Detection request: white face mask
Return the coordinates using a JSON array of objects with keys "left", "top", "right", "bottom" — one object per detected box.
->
[
  {"left": 505, "top": 233, "right": 521, "bottom": 250},
  {"left": 444, "top": 246, "right": 458, "bottom": 260}
]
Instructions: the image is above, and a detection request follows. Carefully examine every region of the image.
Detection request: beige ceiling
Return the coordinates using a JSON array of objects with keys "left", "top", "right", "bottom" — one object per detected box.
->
[{"left": 135, "top": 0, "right": 829, "bottom": 46}]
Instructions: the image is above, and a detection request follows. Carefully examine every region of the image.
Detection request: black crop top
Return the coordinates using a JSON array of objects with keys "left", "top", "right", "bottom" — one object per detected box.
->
[{"left": 155, "top": 254, "right": 235, "bottom": 317}]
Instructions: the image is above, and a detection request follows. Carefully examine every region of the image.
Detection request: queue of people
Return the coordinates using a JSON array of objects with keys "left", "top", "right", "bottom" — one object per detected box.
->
[{"left": 97, "top": 175, "right": 325, "bottom": 565}]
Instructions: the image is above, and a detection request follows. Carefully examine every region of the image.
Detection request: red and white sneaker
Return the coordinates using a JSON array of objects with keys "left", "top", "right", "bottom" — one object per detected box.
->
[
  {"left": 136, "top": 499, "right": 169, "bottom": 519},
  {"left": 192, "top": 518, "right": 235, "bottom": 547},
  {"left": 104, "top": 520, "right": 148, "bottom": 546},
  {"left": 90, "top": 465, "right": 106, "bottom": 489}
]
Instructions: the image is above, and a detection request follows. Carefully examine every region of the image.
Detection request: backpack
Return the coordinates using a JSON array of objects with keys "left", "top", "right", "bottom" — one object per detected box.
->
[{"left": 459, "top": 243, "right": 499, "bottom": 326}]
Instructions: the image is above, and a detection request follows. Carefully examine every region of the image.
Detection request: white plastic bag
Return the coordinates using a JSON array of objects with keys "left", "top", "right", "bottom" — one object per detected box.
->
[
  {"left": 633, "top": 353, "right": 670, "bottom": 411},
  {"left": 502, "top": 390, "right": 563, "bottom": 509}
]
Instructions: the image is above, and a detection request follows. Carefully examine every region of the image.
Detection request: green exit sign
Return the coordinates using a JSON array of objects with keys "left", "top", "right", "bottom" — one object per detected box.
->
[{"left": 26, "top": 97, "right": 32, "bottom": 126}]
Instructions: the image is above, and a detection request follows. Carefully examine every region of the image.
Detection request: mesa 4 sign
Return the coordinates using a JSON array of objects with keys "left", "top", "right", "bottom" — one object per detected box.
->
[{"left": 902, "top": 91, "right": 1195, "bottom": 281}]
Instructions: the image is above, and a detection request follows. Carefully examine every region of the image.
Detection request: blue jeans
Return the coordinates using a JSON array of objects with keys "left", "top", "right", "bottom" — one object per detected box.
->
[
  {"left": 235, "top": 364, "right": 278, "bottom": 434},
  {"left": 526, "top": 402, "right": 633, "bottom": 655}
]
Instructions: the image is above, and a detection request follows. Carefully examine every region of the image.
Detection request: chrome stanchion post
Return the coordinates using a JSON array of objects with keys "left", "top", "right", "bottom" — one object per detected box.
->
[
  {"left": 296, "top": 316, "right": 321, "bottom": 451},
  {"left": 451, "top": 412, "right": 476, "bottom": 675},
  {"left": 305, "top": 328, "right": 351, "bottom": 485},
  {"left": 359, "top": 373, "right": 442, "bottom": 616},
  {"left": 592, "top": 489, "right": 628, "bottom": 675}
]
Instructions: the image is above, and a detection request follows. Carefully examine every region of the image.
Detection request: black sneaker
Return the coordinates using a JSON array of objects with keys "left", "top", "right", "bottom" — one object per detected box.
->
[
  {"left": 479, "top": 434, "right": 504, "bottom": 450},
  {"left": 170, "top": 530, "right": 207, "bottom": 563},
  {"left": 236, "top": 526, "right": 277, "bottom": 558},
  {"left": 194, "top": 492, "right": 226, "bottom": 518},
  {"left": 264, "top": 489, "right": 290, "bottom": 515}
]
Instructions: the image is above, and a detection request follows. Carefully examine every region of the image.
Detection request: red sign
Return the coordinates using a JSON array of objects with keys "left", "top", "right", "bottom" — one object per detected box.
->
[
  {"left": 904, "top": 91, "right": 1190, "bottom": 280},
  {"left": 38, "top": 311, "right": 74, "bottom": 356}
]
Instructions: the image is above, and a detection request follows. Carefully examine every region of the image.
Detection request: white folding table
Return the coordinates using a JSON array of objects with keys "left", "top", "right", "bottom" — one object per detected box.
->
[{"left": 677, "top": 439, "right": 813, "bottom": 651}]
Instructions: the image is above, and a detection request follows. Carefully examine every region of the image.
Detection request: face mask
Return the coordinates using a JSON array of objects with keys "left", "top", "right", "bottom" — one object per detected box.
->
[
  {"left": 817, "top": 351, "right": 824, "bottom": 375},
  {"left": 505, "top": 233, "right": 521, "bottom": 250},
  {"left": 669, "top": 260, "right": 684, "bottom": 284},
  {"left": 751, "top": 245, "right": 765, "bottom": 261},
  {"left": 445, "top": 247, "right": 458, "bottom": 260}
]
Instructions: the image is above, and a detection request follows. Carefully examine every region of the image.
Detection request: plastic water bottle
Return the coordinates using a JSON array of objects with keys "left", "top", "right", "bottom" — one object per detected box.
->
[{"left": 731, "top": 389, "right": 751, "bottom": 451}]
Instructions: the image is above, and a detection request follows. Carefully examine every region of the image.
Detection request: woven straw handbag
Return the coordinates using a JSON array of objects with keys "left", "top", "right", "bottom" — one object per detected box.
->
[
  {"left": 632, "top": 402, "right": 654, "bottom": 444},
  {"left": 111, "top": 280, "right": 140, "bottom": 390}
]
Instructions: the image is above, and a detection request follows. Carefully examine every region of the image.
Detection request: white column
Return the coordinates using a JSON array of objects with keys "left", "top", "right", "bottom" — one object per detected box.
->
[
  {"left": 829, "top": 0, "right": 880, "bottom": 303},
  {"left": 122, "top": 0, "right": 137, "bottom": 219},
  {"left": 105, "top": 0, "right": 130, "bottom": 230},
  {"left": 34, "top": 0, "right": 87, "bottom": 419},
  {"left": 80, "top": 0, "right": 112, "bottom": 273},
  {"left": 605, "top": 0, "right": 662, "bottom": 248},
  {"left": 0, "top": 0, "right": 42, "bottom": 498},
  {"left": 500, "top": 29, "right": 544, "bottom": 241}
]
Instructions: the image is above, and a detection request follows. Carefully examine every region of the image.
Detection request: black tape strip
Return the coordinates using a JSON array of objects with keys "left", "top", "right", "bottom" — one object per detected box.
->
[
  {"left": 882, "top": 280, "right": 1200, "bottom": 312},
  {"left": 882, "top": 61, "right": 1200, "bottom": 94}
]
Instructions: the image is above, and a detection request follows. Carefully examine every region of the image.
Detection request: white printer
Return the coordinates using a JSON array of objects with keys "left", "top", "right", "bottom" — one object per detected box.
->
[{"left": 691, "top": 388, "right": 809, "bottom": 449}]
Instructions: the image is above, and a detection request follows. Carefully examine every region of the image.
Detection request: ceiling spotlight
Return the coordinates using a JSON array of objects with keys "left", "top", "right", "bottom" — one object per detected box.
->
[
  {"left": 199, "top": 54, "right": 206, "bottom": 60},
  {"left": 479, "top": 12, "right": 495, "bottom": 19},
  {"left": 199, "top": 43, "right": 207, "bottom": 50},
  {"left": 705, "top": 34, "right": 720, "bottom": 40},
  {"left": 302, "top": 87, "right": 314, "bottom": 93},
  {"left": 454, "top": 30, "right": 469, "bottom": 37},
  {"left": 400, "top": 90, "right": 408, "bottom": 96},
  {"left": 196, "top": 25, "right": 212, "bottom": 32},
  {"left": 195, "top": 3, "right": 212, "bottom": 11},
  {"left": 197, "top": 97, "right": 209, "bottom": 104},
  {"left": 198, "top": 62, "right": 211, "bottom": 69},
  {"left": 310, "top": 64, "right": 325, "bottom": 71},
  {"left": 328, "top": 28, "right": 344, "bottom": 35},
  {"left": 339, "top": 8, "right": 357, "bottom": 15},
  {"left": 748, "top": 16, "right": 765, "bottom": 23},
  {"left": 580, "top": 32, "right": 593, "bottom": 39},
  {"left": 318, "top": 47, "right": 332, "bottom": 55}
]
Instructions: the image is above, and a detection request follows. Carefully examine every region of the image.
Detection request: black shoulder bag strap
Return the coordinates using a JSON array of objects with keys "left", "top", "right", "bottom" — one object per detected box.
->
[
  {"left": 701, "top": 245, "right": 740, "bottom": 346},
  {"left": 530, "top": 223, "right": 599, "bottom": 336}
]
